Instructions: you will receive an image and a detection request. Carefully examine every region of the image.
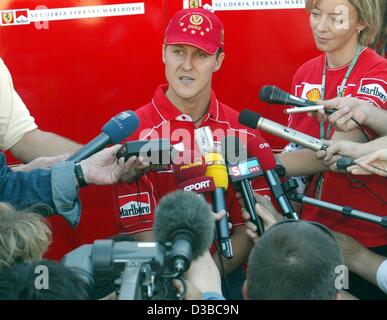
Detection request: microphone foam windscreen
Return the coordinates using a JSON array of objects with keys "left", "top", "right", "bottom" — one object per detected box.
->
[
  {"left": 205, "top": 153, "right": 229, "bottom": 190},
  {"left": 154, "top": 190, "right": 215, "bottom": 260},
  {"left": 102, "top": 110, "right": 140, "bottom": 144},
  {"left": 239, "top": 109, "right": 261, "bottom": 130},
  {"left": 247, "top": 136, "right": 277, "bottom": 171}
]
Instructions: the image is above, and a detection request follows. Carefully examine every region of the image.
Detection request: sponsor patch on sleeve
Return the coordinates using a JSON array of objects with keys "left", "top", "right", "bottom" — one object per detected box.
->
[{"left": 357, "top": 78, "right": 387, "bottom": 105}]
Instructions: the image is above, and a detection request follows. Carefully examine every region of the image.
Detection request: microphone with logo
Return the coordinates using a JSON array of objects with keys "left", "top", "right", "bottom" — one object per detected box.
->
[
  {"left": 221, "top": 136, "right": 265, "bottom": 236},
  {"left": 68, "top": 110, "right": 140, "bottom": 162},
  {"left": 172, "top": 151, "right": 216, "bottom": 196},
  {"left": 154, "top": 190, "right": 215, "bottom": 274},
  {"left": 259, "top": 85, "right": 335, "bottom": 115},
  {"left": 204, "top": 152, "right": 233, "bottom": 259},
  {"left": 246, "top": 136, "right": 299, "bottom": 220},
  {"left": 173, "top": 162, "right": 216, "bottom": 196}
]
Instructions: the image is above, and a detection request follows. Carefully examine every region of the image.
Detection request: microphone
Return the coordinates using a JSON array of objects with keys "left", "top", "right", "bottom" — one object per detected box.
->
[
  {"left": 239, "top": 109, "right": 355, "bottom": 171},
  {"left": 172, "top": 161, "right": 216, "bottom": 194},
  {"left": 260, "top": 85, "right": 318, "bottom": 107},
  {"left": 246, "top": 136, "right": 299, "bottom": 220},
  {"left": 221, "top": 136, "right": 265, "bottom": 236},
  {"left": 204, "top": 153, "right": 233, "bottom": 259},
  {"left": 259, "top": 85, "right": 335, "bottom": 114},
  {"left": 154, "top": 190, "right": 215, "bottom": 273},
  {"left": 239, "top": 109, "right": 328, "bottom": 151},
  {"left": 68, "top": 110, "right": 140, "bottom": 162},
  {"left": 172, "top": 151, "right": 206, "bottom": 185}
]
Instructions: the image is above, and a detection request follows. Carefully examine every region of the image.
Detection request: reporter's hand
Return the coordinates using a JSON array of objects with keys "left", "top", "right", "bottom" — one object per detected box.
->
[
  {"left": 212, "top": 210, "right": 232, "bottom": 230},
  {"left": 315, "top": 140, "right": 363, "bottom": 172},
  {"left": 184, "top": 251, "right": 222, "bottom": 296},
  {"left": 173, "top": 279, "right": 203, "bottom": 300},
  {"left": 348, "top": 149, "right": 387, "bottom": 177},
  {"left": 237, "top": 192, "right": 282, "bottom": 243},
  {"left": 118, "top": 156, "right": 151, "bottom": 183},
  {"left": 12, "top": 154, "right": 69, "bottom": 172},
  {"left": 313, "top": 97, "right": 371, "bottom": 132},
  {"left": 80, "top": 145, "right": 150, "bottom": 185}
]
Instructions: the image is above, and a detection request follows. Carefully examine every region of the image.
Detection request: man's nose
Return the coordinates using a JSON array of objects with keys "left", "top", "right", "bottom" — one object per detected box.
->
[{"left": 181, "top": 54, "right": 194, "bottom": 71}]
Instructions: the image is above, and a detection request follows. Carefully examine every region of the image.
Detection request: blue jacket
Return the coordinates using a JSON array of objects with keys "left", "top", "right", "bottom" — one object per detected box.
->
[{"left": 0, "top": 152, "right": 81, "bottom": 227}]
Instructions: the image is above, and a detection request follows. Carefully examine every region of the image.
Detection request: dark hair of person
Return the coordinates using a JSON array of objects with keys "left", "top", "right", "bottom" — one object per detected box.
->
[
  {"left": 0, "top": 260, "right": 94, "bottom": 300},
  {"left": 247, "top": 220, "right": 343, "bottom": 300}
]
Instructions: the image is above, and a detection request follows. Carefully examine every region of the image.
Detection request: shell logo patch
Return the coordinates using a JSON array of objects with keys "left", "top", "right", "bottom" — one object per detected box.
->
[{"left": 306, "top": 88, "right": 321, "bottom": 102}]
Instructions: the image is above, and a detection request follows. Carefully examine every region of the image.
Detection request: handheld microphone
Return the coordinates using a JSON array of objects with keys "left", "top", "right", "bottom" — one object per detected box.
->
[
  {"left": 260, "top": 85, "right": 318, "bottom": 108},
  {"left": 205, "top": 153, "right": 233, "bottom": 259},
  {"left": 239, "top": 109, "right": 355, "bottom": 172},
  {"left": 115, "top": 139, "right": 171, "bottom": 165},
  {"left": 221, "top": 136, "right": 265, "bottom": 236},
  {"left": 154, "top": 190, "right": 215, "bottom": 274},
  {"left": 259, "top": 85, "right": 335, "bottom": 115},
  {"left": 172, "top": 161, "right": 216, "bottom": 195},
  {"left": 172, "top": 150, "right": 206, "bottom": 184},
  {"left": 246, "top": 136, "right": 299, "bottom": 220},
  {"left": 68, "top": 110, "right": 140, "bottom": 162},
  {"left": 239, "top": 109, "right": 328, "bottom": 151}
]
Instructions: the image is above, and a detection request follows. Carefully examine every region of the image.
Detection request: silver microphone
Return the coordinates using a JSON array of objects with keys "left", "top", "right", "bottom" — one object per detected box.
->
[{"left": 239, "top": 109, "right": 327, "bottom": 151}]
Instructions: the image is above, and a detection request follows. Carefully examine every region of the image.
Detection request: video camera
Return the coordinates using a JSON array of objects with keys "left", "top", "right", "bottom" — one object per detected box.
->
[{"left": 62, "top": 239, "right": 187, "bottom": 300}]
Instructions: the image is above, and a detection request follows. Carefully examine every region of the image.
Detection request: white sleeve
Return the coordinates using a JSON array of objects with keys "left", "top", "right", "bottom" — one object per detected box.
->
[
  {"left": 376, "top": 259, "right": 387, "bottom": 294},
  {"left": 0, "top": 58, "right": 37, "bottom": 151}
]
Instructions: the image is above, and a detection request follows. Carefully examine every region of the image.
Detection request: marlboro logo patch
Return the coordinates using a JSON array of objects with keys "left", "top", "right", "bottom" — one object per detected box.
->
[
  {"left": 118, "top": 192, "right": 151, "bottom": 218},
  {"left": 357, "top": 78, "right": 387, "bottom": 104},
  {"left": 15, "top": 10, "right": 29, "bottom": 24}
]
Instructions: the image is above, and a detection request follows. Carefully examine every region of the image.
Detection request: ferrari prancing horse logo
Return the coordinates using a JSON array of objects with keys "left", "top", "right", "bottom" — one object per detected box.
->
[
  {"left": 2, "top": 12, "right": 14, "bottom": 24},
  {"left": 189, "top": 0, "right": 200, "bottom": 8},
  {"left": 190, "top": 14, "right": 203, "bottom": 25}
]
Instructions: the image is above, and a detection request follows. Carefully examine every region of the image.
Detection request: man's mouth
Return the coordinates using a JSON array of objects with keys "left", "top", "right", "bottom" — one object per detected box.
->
[{"left": 179, "top": 76, "right": 195, "bottom": 84}]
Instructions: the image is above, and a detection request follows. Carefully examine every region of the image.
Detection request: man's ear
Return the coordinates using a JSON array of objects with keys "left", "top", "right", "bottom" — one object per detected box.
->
[
  {"left": 213, "top": 52, "right": 225, "bottom": 72},
  {"left": 162, "top": 44, "right": 167, "bottom": 64},
  {"left": 242, "top": 280, "right": 248, "bottom": 300}
]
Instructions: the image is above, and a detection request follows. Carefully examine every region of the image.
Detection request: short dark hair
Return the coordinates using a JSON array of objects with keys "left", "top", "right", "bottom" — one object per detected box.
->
[
  {"left": 0, "top": 260, "right": 93, "bottom": 300},
  {"left": 247, "top": 220, "right": 343, "bottom": 300}
]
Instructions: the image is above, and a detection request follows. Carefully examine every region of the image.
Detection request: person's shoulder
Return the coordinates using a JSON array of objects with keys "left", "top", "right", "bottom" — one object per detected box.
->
[
  {"left": 294, "top": 54, "right": 324, "bottom": 77},
  {"left": 362, "top": 48, "right": 387, "bottom": 64},
  {"left": 355, "top": 48, "right": 387, "bottom": 85}
]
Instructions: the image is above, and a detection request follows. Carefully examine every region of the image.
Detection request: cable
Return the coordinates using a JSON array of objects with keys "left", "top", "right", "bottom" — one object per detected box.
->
[
  {"left": 213, "top": 232, "right": 230, "bottom": 299},
  {"left": 350, "top": 118, "right": 370, "bottom": 142},
  {"left": 347, "top": 173, "right": 387, "bottom": 205}
]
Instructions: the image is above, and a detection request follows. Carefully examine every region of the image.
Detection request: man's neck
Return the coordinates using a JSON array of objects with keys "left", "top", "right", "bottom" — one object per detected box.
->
[
  {"left": 326, "top": 39, "right": 361, "bottom": 69},
  {"left": 166, "top": 88, "right": 211, "bottom": 123}
]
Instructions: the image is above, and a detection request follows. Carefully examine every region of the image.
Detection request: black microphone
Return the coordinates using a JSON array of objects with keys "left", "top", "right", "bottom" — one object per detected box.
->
[
  {"left": 221, "top": 136, "right": 265, "bottom": 236},
  {"left": 260, "top": 85, "right": 318, "bottom": 107},
  {"left": 68, "top": 110, "right": 140, "bottom": 162},
  {"left": 204, "top": 152, "right": 233, "bottom": 259},
  {"left": 247, "top": 136, "right": 299, "bottom": 220},
  {"left": 260, "top": 85, "right": 335, "bottom": 115},
  {"left": 154, "top": 190, "right": 215, "bottom": 273}
]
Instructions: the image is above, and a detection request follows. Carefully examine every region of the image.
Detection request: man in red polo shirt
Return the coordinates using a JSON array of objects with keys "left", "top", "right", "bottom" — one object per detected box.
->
[{"left": 113, "top": 8, "right": 269, "bottom": 278}]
